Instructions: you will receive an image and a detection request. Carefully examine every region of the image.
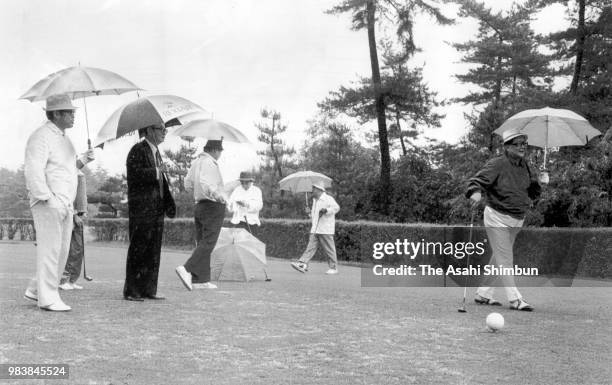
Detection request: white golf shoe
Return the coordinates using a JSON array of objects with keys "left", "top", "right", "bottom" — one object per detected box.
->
[
  {"left": 175, "top": 266, "right": 193, "bottom": 291},
  {"left": 291, "top": 262, "right": 307, "bottom": 273},
  {"left": 40, "top": 302, "right": 71, "bottom": 312},
  {"left": 24, "top": 288, "right": 38, "bottom": 302},
  {"left": 325, "top": 269, "right": 339, "bottom": 275},
  {"left": 192, "top": 282, "right": 218, "bottom": 289},
  {"left": 510, "top": 298, "right": 534, "bottom": 311},
  {"left": 59, "top": 282, "right": 74, "bottom": 290}
]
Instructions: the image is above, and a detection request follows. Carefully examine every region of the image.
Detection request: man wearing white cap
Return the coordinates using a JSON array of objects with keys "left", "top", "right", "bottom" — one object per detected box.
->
[
  {"left": 466, "top": 127, "right": 548, "bottom": 311},
  {"left": 291, "top": 182, "right": 340, "bottom": 275},
  {"left": 228, "top": 171, "right": 263, "bottom": 232},
  {"left": 23, "top": 94, "right": 95, "bottom": 311}
]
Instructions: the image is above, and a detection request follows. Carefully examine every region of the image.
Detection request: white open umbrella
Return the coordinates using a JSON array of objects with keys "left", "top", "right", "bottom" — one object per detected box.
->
[
  {"left": 279, "top": 171, "right": 332, "bottom": 193},
  {"left": 94, "top": 95, "right": 208, "bottom": 146},
  {"left": 493, "top": 107, "right": 602, "bottom": 164},
  {"left": 169, "top": 119, "right": 250, "bottom": 143},
  {"left": 279, "top": 171, "right": 332, "bottom": 207},
  {"left": 20, "top": 65, "right": 142, "bottom": 147},
  {"left": 20, "top": 66, "right": 141, "bottom": 101}
]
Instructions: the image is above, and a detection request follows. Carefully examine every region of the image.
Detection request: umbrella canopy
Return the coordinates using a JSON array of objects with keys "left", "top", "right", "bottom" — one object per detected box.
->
[
  {"left": 169, "top": 119, "right": 251, "bottom": 143},
  {"left": 94, "top": 95, "right": 208, "bottom": 146},
  {"left": 493, "top": 107, "right": 601, "bottom": 148},
  {"left": 279, "top": 171, "right": 332, "bottom": 193},
  {"left": 19, "top": 66, "right": 141, "bottom": 101},
  {"left": 210, "top": 228, "right": 267, "bottom": 282}
]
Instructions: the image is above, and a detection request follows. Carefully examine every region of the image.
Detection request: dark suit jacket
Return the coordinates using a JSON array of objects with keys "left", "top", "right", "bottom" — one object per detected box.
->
[{"left": 126, "top": 140, "right": 176, "bottom": 219}]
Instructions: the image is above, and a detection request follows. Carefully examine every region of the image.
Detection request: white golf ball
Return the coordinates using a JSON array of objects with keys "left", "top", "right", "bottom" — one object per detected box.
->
[{"left": 486, "top": 312, "right": 504, "bottom": 332}]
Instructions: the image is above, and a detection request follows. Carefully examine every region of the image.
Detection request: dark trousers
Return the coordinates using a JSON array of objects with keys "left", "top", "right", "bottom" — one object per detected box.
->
[
  {"left": 123, "top": 215, "right": 164, "bottom": 298},
  {"left": 184, "top": 200, "right": 225, "bottom": 283},
  {"left": 61, "top": 214, "right": 84, "bottom": 284}
]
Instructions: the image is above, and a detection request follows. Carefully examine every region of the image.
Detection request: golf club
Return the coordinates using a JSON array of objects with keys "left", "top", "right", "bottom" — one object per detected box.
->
[
  {"left": 82, "top": 253, "right": 93, "bottom": 281},
  {"left": 458, "top": 207, "right": 476, "bottom": 313},
  {"left": 244, "top": 215, "right": 252, "bottom": 234}
]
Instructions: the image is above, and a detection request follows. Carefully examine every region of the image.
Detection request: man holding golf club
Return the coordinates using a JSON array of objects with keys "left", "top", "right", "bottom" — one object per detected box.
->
[
  {"left": 228, "top": 171, "right": 263, "bottom": 234},
  {"left": 291, "top": 182, "right": 340, "bottom": 275},
  {"left": 466, "top": 127, "right": 548, "bottom": 311}
]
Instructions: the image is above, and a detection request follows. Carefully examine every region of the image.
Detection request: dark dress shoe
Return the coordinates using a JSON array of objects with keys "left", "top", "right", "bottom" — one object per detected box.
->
[
  {"left": 145, "top": 295, "right": 165, "bottom": 300},
  {"left": 124, "top": 295, "right": 145, "bottom": 302}
]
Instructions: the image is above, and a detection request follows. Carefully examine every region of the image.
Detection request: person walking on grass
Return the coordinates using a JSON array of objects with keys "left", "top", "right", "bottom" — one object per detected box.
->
[
  {"left": 176, "top": 140, "right": 227, "bottom": 290},
  {"left": 466, "top": 127, "right": 549, "bottom": 311},
  {"left": 23, "top": 94, "right": 94, "bottom": 312},
  {"left": 291, "top": 182, "right": 340, "bottom": 275}
]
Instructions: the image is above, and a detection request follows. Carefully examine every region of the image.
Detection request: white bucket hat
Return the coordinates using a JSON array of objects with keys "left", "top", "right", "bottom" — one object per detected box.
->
[{"left": 44, "top": 94, "right": 78, "bottom": 111}]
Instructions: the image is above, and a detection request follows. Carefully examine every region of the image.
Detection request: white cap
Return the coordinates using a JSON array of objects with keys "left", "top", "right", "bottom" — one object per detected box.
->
[
  {"left": 502, "top": 127, "right": 527, "bottom": 144},
  {"left": 312, "top": 182, "right": 326, "bottom": 192}
]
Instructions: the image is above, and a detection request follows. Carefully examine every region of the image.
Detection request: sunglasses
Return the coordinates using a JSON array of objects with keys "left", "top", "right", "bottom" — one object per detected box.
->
[{"left": 509, "top": 140, "right": 528, "bottom": 147}]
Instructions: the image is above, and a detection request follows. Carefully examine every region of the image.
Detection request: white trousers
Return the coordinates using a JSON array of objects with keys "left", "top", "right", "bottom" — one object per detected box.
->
[
  {"left": 298, "top": 234, "right": 337, "bottom": 269},
  {"left": 476, "top": 206, "right": 523, "bottom": 302},
  {"left": 26, "top": 202, "right": 73, "bottom": 307}
]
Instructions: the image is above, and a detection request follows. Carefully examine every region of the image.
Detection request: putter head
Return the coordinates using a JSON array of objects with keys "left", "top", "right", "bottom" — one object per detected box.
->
[
  {"left": 458, "top": 307, "right": 467, "bottom": 313},
  {"left": 84, "top": 275, "right": 93, "bottom": 281},
  {"left": 265, "top": 278, "right": 272, "bottom": 282}
]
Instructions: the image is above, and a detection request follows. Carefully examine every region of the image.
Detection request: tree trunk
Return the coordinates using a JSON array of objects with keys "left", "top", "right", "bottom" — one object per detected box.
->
[
  {"left": 366, "top": 0, "right": 391, "bottom": 211},
  {"left": 570, "top": 0, "right": 586, "bottom": 95},
  {"left": 396, "top": 111, "right": 407, "bottom": 156},
  {"left": 268, "top": 117, "right": 284, "bottom": 180},
  {"left": 494, "top": 36, "right": 503, "bottom": 106}
]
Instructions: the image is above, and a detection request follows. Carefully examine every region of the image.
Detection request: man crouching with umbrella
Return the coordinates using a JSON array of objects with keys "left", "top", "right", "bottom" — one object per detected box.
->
[{"left": 466, "top": 127, "right": 548, "bottom": 311}]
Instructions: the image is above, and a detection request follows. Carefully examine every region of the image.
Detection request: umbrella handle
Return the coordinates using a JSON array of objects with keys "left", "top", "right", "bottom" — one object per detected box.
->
[{"left": 82, "top": 98, "right": 91, "bottom": 149}]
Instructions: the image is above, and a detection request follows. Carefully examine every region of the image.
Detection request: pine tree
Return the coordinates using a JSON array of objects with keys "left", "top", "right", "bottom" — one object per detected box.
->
[
  {"left": 453, "top": 0, "right": 551, "bottom": 148},
  {"left": 327, "top": 0, "right": 452, "bottom": 210}
]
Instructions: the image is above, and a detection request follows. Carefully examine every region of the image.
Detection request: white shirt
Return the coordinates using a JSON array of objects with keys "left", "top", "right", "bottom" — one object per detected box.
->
[
  {"left": 228, "top": 184, "right": 263, "bottom": 225},
  {"left": 185, "top": 152, "right": 226, "bottom": 203},
  {"left": 310, "top": 192, "right": 340, "bottom": 235},
  {"left": 144, "top": 138, "right": 162, "bottom": 180},
  {"left": 24, "top": 121, "right": 78, "bottom": 208}
]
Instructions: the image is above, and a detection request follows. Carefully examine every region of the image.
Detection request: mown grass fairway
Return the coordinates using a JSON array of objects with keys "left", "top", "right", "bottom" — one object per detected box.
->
[{"left": 1, "top": 241, "right": 611, "bottom": 384}]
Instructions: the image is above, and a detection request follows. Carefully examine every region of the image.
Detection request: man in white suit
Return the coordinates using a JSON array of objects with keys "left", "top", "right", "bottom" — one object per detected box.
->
[{"left": 23, "top": 94, "right": 94, "bottom": 311}]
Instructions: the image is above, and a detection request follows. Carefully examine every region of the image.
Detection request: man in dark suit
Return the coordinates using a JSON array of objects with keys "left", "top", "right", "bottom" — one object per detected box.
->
[{"left": 123, "top": 123, "right": 176, "bottom": 301}]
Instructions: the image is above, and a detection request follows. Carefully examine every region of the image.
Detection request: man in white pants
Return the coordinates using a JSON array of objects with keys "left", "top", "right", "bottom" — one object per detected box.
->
[
  {"left": 466, "top": 127, "right": 548, "bottom": 311},
  {"left": 23, "top": 94, "right": 94, "bottom": 312},
  {"left": 291, "top": 182, "right": 340, "bottom": 275}
]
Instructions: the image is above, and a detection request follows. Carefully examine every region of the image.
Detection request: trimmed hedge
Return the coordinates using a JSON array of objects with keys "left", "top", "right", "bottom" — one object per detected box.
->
[
  {"left": 2, "top": 218, "right": 610, "bottom": 279},
  {"left": 0, "top": 218, "right": 36, "bottom": 241}
]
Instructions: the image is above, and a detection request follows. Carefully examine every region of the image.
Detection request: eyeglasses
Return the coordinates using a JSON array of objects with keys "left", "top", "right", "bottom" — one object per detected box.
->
[
  {"left": 151, "top": 126, "right": 167, "bottom": 133},
  {"left": 509, "top": 141, "right": 528, "bottom": 147}
]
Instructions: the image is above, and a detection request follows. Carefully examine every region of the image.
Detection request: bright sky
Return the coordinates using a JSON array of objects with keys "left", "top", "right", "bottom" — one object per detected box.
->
[{"left": 0, "top": 0, "right": 567, "bottom": 181}]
